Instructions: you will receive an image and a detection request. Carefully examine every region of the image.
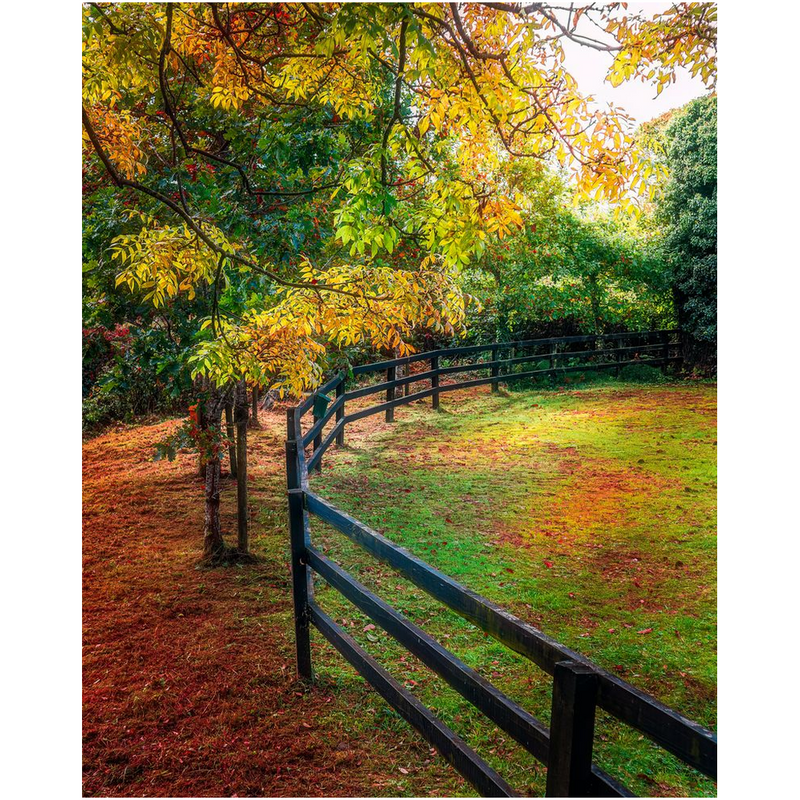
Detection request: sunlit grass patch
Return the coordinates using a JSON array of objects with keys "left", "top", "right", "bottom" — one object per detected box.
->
[{"left": 308, "top": 383, "right": 716, "bottom": 796}]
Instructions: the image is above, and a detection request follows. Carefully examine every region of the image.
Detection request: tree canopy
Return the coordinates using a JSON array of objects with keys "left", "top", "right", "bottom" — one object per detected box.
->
[
  {"left": 633, "top": 93, "right": 716, "bottom": 369},
  {"left": 658, "top": 94, "right": 717, "bottom": 365},
  {"left": 83, "top": 2, "right": 717, "bottom": 396}
]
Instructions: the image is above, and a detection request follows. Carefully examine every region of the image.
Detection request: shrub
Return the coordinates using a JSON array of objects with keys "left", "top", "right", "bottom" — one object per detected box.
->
[{"left": 618, "top": 363, "right": 669, "bottom": 383}]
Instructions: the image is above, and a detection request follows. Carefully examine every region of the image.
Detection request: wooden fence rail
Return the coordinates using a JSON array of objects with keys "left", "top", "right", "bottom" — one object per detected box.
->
[{"left": 285, "top": 330, "right": 716, "bottom": 797}]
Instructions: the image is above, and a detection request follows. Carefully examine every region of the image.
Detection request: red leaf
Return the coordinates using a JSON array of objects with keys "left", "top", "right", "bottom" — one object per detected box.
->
[
  {"left": 543, "top": 559, "right": 554, "bottom": 569},
  {"left": 637, "top": 627, "right": 654, "bottom": 635}
]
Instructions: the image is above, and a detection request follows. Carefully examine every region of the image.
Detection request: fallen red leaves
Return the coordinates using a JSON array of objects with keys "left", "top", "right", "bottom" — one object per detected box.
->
[{"left": 83, "top": 414, "right": 460, "bottom": 797}]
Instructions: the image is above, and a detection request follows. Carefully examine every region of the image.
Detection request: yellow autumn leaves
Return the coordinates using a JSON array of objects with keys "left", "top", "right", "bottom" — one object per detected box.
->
[
  {"left": 83, "top": 2, "right": 716, "bottom": 397},
  {"left": 111, "top": 216, "right": 227, "bottom": 306},
  {"left": 186, "top": 254, "right": 475, "bottom": 396}
]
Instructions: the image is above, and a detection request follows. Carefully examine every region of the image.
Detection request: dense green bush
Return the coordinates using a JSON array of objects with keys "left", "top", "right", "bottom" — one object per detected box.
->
[
  {"left": 82, "top": 321, "right": 193, "bottom": 432},
  {"left": 460, "top": 163, "right": 673, "bottom": 346},
  {"left": 657, "top": 95, "right": 717, "bottom": 371}
]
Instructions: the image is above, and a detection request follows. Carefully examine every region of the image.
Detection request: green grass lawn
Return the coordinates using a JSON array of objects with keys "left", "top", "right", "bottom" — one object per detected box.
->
[{"left": 293, "top": 381, "right": 717, "bottom": 797}]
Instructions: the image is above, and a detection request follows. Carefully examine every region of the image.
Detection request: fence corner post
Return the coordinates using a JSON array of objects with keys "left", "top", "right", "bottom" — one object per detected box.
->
[
  {"left": 431, "top": 356, "right": 440, "bottom": 410},
  {"left": 545, "top": 660, "right": 598, "bottom": 797},
  {"left": 285, "top": 411, "right": 313, "bottom": 682},
  {"left": 335, "top": 377, "right": 345, "bottom": 447}
]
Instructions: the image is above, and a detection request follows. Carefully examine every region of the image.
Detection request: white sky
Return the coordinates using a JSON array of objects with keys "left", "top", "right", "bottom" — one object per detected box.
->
[{"left": 560, "top": 2, "right": 712, "bottom": 126}]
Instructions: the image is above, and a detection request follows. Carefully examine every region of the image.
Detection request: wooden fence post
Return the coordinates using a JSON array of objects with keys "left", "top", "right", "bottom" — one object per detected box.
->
[
  {"left": 312, "top": 401, "right": 323, "bottom": 473},
  {"left": 491, "top": 346, "right": 500, "bottom": 392},
  {"left": 550, "top": 343, "right": 557, "bottom": 373},
  {"left": 615, "top": 337, "right": 623, "bottom": 378},
  {"left": 661, "top": 331, "right": 670, "bottom": 374},
  {"left": 431, "top": 356, "right": 440, "bottom": 410},
  {"left": 285, "top": 408, "right": 313, "bottom": 682},
  {"left": 545, "top": 660, "right": 598, "bottom": 797},
  {"left": 386, "top": 365, "right": 396, "bottom": 422},
  {"left": 335, "top": 378, "right": 345, "bottom": 447}
]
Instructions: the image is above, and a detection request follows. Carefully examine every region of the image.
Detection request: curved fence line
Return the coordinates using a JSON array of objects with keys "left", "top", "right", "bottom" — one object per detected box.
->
[
  {"left": 298, "top": 329, "right": 681, "bottom": 470},
  {"left": 285, "top": 330, "right": 716, "bottom": 797}
]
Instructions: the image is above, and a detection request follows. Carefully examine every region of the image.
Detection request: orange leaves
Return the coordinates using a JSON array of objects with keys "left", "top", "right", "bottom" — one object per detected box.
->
[
  {"left": 482, "top": 195, "right": 524, "bottom": 240},
  {"left": 190, "top": 312, "right": 326, "bottom": 398},
  {"left": 83, "top": 106, "right": 146, "bottom": 180}
]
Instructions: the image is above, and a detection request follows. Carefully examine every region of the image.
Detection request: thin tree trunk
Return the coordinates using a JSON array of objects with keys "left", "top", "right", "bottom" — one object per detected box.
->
[
  {"left": 201, "top": 383, "right": 228, "bottom": 561},
  {"left": 203, "top": 456, "right": 224, "bottom": 560},
  {"left": 235, "top": 380, "right": 249, "bottom": 554},
  {"left": 224, "top": 402, "right": 237, "bottom": 478},
  {"left": 248, "top": 386, "right": 261, "bottom": 429},
  {"left": 194, "top": 386, "right": 208, "bottom": 478}
]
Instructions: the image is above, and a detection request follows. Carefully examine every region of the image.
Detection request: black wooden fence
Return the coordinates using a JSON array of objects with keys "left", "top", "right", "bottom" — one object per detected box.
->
[{"left": 285, "top": 330, "right": 715, "bottom": 797}]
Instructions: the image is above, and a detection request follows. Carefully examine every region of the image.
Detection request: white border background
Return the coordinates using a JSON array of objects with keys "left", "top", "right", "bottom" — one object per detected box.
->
[{"left": 3, "top": 1, "right": 798, "bottom": 797}]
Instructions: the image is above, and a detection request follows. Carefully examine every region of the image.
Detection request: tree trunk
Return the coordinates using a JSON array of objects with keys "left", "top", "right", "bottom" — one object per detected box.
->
[
  {"left": 196, "top": 392, "right": 208, "bottom": 478},
  {"left": 202, "top": 456, "right": 225, "bottom": 560},
  {"left": 201, "top": 383, "right": 228, "bottom": 561},
  {"left": 235, "top": 380, "right": 250, "bottom": 554},
  {"left": 224, "top": 402, "right": 237, "bottom": 478},
  {"left": 248, "top": 386, "right": 261, "bottom": 429}
]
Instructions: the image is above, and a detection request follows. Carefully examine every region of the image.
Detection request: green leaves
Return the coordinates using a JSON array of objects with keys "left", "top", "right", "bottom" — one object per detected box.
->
[
  {"left": 655, "top": 96, "right": 717, "bottom": 357},
  {"left": 83, "top": 2, "right": 715, "bottom": 401}
]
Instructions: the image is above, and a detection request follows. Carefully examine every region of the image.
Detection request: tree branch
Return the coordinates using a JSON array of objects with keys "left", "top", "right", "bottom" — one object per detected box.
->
[{"left": 82, "top": 106, "right": 382, "bottom": 301}]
